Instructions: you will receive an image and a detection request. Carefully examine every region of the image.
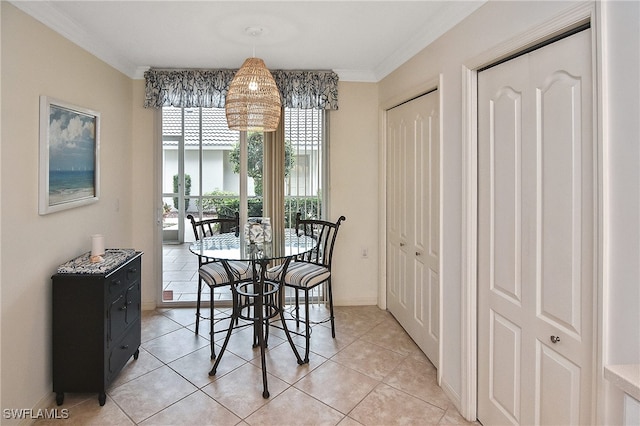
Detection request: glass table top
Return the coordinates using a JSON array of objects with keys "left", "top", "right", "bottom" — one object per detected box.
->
[{"left": 189, "top": 229, "right": 316, "bottom": 262}]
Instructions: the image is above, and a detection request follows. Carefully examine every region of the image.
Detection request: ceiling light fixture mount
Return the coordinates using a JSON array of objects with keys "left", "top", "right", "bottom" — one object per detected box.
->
[
  {"left": 245, "top": 26, "right": 265, "bottom": 38},
  {"left": 225, "top": 26, "right": 281, "bottom": 132}
]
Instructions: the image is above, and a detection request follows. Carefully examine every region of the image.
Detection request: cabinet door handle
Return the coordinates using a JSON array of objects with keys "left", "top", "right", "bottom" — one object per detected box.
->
[
  {"left": 400, "top": 243, "right": 406, "bottom": 247},
  {"left": 550, "top": 335, "right": 560, "bottom": 344},
  {"left": 119, "top": 305, "right": 127, "bottom": 311},
  {"left": 120, "top": 345, "right": 129, "bottom": 350},
  {"left": 111, "top": 279, "right": 121, "bottom": 287},
  {"left": 416, "top": 252, "right": 422, "bottom": 256}
]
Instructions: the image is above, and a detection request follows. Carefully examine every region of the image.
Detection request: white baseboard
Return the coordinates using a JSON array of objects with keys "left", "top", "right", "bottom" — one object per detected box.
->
[
  {"left": 333, "top": 297, "right": 379, "bottom": 306},
  {"left": 441, "top": 378, "right": 465, "bottom": 421}
]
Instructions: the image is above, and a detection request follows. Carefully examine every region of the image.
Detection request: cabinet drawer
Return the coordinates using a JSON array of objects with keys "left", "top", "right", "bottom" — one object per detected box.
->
[
  {"left": 107, "top": 270, "right": 128, "bottom": 299},
  {"left": 107, "top": 257, "right": 141, "bottom": 298},
  {"left": 107, "top": 327, "right": 140, "bottom": 382}
]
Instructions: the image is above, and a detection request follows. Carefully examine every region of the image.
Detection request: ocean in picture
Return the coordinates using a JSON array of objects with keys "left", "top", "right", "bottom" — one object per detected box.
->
[{"left": 49, "top": 170, "right": 95, "bottom": 205}]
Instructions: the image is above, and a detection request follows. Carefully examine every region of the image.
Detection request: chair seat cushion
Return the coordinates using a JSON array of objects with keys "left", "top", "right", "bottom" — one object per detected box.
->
[
  {"left": 200, "top": 260, "right": 252, "bottom": 287},
  {"left": 267, "top": 261, "right": 330, "bottom": 289}
]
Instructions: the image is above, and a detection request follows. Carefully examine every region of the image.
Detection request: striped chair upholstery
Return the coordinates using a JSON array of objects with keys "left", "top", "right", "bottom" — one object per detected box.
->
[
  {"left": 266, "top": 261, "right": 329, "bottom": 289},
  {"left": 200, "top": 260, "right": 252, "bottom": 286}
]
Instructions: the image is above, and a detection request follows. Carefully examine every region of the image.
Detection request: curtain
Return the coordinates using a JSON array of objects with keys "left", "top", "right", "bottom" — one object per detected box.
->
[
  {"left": 263, "top": 113, "right": 286, "bottom": 258},
  {"left": 144, "top": 69, "right": 338, "bottom": 110},
  {"left": 271, "top": 70, "right": 338, "bottom": 110},
  {"left": 144, "top": 69, "right": 235, "bottom": 109}
]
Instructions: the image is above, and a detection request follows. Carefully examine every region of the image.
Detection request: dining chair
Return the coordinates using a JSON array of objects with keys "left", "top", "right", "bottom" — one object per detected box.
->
[
  {"left": 267, "top": 212, "right": 346, "bottom": 363},
  {"left": 186, "top": 213, "right": 252, "bottom": 356},
  {"left": 187, "top": 211, "right": 239, "bottom": 241}
]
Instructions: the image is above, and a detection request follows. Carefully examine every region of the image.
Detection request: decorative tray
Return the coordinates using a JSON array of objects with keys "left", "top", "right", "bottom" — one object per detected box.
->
[{"left": 56, "top": 249, "right": 137, "bottom": 275}]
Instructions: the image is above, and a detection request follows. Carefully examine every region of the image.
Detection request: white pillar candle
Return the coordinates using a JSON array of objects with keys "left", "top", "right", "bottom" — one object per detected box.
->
[{"left": 91, "top": 234, "right": 105, "bottom": 256}]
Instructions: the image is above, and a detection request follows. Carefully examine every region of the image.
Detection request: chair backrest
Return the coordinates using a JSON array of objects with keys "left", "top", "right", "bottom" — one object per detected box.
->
[
  {"left": 186, "top": 212, "right": 240, "bottom": 240},
  {"left": 295, "top": 212, "right": 346, "bottom": 270}
]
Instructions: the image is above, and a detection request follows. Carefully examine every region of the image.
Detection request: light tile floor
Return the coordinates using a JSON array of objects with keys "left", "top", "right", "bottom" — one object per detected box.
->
[
  {"left": 38, "top": 305, "right": 479, "bottom": 426},
  {"left": 162, "top": 243, "right": 233, "bottom": 302}
]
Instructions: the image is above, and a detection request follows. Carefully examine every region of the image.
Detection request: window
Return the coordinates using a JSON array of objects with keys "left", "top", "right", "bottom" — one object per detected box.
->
[{"left": 284, "top": 107, "right": 326, "bottom": 224}]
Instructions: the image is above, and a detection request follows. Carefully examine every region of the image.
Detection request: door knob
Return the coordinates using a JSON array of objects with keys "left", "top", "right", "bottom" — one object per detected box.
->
[{"left": 550, "top": 335, "right": 560, "bottom": 344}]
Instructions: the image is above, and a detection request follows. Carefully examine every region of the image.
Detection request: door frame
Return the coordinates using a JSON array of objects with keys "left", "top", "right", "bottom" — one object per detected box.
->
[{"left": 460, "top": 2, "right": 603, "bottom": 422}]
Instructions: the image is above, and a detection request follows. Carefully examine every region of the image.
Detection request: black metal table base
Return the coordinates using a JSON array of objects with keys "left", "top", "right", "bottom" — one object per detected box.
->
[{"left": 208, "top": 257, "right": 302, "bottom": 398}]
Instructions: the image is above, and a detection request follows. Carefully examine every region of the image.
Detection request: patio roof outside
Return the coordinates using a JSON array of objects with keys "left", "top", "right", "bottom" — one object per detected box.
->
[{"left": 162, "top": 107, "right": 322, "bottom": 149}]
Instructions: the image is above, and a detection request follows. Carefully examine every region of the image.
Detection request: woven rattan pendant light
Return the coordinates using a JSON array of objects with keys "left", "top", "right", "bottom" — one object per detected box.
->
[{"left": 225, "top": 57, "right": 281, "bottom": 132}]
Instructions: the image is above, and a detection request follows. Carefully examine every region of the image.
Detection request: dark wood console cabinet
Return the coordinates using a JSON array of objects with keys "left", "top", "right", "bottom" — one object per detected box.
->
[{"left": 52, "top": 251, "right": 143, "bottom": 406}]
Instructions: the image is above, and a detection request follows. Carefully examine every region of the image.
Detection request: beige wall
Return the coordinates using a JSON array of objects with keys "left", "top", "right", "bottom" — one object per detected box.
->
[
  {"left": 328, "top": 81, "right": 380, "bottom": 305},
  {"left": 1, "top": 2, "right": 134, "bottom": 417},
  {"left": 131, "top": 79, "right": 158, "bottom": 310}
]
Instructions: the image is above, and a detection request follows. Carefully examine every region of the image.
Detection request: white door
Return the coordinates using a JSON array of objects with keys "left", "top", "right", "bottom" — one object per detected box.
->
[
  {"left": 477, "top": 29, "right": 594, "bottom": 425},
  {"left": 387, "top": 91, "right": 440, "bottom": 366}
]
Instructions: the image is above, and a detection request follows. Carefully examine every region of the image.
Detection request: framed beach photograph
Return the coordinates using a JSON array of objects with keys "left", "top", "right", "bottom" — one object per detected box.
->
[{"left": 39, "top": 96, "right": 100, "bottom": 215}]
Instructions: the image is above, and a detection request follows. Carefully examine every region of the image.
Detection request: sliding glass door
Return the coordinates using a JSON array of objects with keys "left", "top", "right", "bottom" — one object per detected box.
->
[{"left": 161, "top": 107, "right": 243, "bottom": 304}]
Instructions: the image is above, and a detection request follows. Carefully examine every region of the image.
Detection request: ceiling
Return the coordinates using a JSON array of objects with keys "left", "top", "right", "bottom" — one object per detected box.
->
[{"left": 10, "top": 0, "right": 485, "bottom": 82}]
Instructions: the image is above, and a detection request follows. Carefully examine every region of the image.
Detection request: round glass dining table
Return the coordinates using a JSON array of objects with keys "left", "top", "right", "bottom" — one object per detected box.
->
[
  {"left": 188, "top": 229, "right": 316, "bottom": 398},
  {"left": 188, "top": 229, "right": 316, "bottom": 263}
]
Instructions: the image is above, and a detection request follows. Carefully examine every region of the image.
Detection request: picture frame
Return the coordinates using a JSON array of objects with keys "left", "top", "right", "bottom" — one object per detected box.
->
[{"left": 39, "top": 96, "right": 100, "bottom": 215}]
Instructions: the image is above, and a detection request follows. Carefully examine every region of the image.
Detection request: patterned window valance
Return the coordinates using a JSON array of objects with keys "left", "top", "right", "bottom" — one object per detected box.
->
[{"left": 144, "top": 68, "right": 338, "bottom": 110}]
